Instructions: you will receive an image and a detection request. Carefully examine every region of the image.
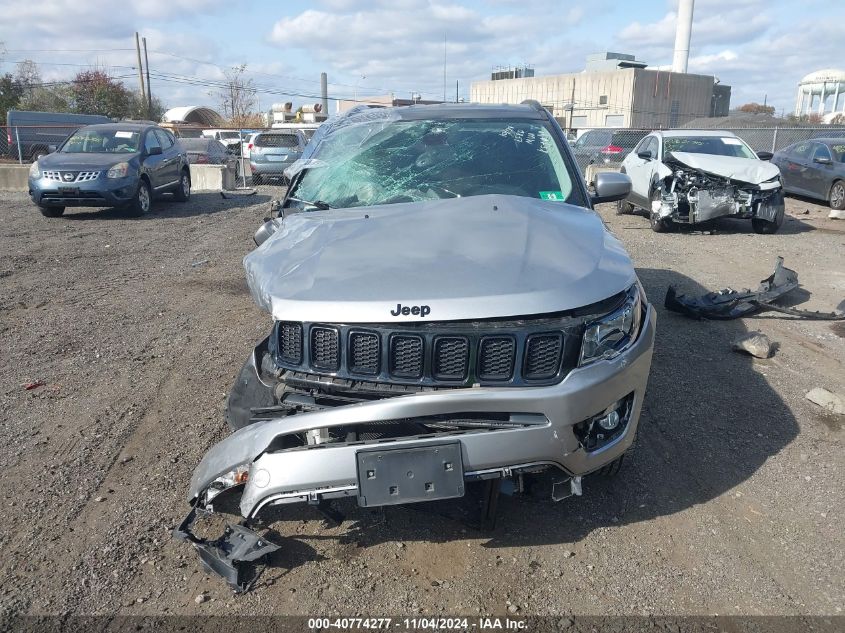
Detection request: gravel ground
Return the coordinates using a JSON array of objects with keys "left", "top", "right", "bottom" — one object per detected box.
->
[{"left": 0, "top": 187, "right": 843, "bottom": 620}]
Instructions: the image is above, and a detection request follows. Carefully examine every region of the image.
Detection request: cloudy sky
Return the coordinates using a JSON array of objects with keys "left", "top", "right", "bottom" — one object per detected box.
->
[{"left": 0, "top": 0, "right": 841, "bottom": 115}]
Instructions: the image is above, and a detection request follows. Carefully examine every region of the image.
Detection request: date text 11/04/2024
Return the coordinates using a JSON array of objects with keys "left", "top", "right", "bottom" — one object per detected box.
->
[{"left": 306, "top": 617, "right": 527, "bottom": 630}]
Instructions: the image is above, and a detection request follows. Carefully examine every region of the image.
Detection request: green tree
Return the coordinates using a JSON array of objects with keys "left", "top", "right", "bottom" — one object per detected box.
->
[{"left": 0, "top": 73, "right": 24, "bottom": 124}]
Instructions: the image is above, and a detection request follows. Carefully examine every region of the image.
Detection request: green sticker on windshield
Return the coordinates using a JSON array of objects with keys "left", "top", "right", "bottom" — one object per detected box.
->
[{"left": 540, "top": 191, "right": 564, "bottom": 201}]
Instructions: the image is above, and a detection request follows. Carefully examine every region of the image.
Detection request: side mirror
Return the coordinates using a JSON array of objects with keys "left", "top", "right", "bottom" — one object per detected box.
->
[
  {"left": 756, "top": 151, "right": 774, "bottom": 161},
  {"left": 591, "top": 171, "right": 632, "bottom": 204},
  {"left": 813, "top": 156, "right": 832, "bottom": 165},
  {"left": 47, "top": 145, "right": 57, "bottom": 153},
  {"left": 147, "top": 146, "right": 163, "bottom": 156},
  {"left": 637, "top": 150, "right": 652, "bottom": 160},
  {"left": 254, "top": 218, "right": 281, "bottom": 247}
]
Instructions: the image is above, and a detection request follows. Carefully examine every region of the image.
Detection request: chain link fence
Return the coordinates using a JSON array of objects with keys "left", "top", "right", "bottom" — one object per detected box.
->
[{"left": 567, "top": 126, "right": 845, "bottom": 177}]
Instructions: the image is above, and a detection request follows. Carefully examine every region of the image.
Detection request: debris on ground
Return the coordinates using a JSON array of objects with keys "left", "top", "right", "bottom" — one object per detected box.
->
[
  {"left": 732, "top": 332, "right": 775, "bottom": 359},
  {"left": 194, "top": 593, "right": 207, "bottom": 604},
  {"left": 805, "top": 388, "right": 845, "bottom": 415},
  {"left": 829, "top": 209, "right": 845, "bottom": 220},
  {"left": 190, "top": 259, "right": 210, "bottom": 268},
  {"left": 23, "top": 381, "right": 45, "bottom": 390},
  {"left": 665, "top": 257, "right": 845, "bottom": 320}
]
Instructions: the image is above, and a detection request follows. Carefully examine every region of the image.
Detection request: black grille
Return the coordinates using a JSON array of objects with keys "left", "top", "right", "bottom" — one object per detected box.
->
[
  {"left": 478, "top": 337, "right": 516, "bottom": 380},
  {"left": 279, "top": 322, "right": 302, "bottom": 364},
  {"left": 390, "top": 335, "right": 424, "bottom": 378},
  {"left": 433, "top": 337, "right": 469, "bottom": 380},
  {"left": 524, "top": 334, "right": 563, "bottom": 379},
  {"left": 273, "top": 319, "right": 577, "bottom": 387},
  {"left": 349, "top": 331, "right": 380, "bottom": 375},
  {"left": 311, "top": 327, "right": 340, "bottom": 371}
]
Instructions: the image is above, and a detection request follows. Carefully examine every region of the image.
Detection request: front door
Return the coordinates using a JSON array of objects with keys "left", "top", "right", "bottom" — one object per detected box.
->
[{"left": 142, "top": 131, "right": 164, "bottom": 189}]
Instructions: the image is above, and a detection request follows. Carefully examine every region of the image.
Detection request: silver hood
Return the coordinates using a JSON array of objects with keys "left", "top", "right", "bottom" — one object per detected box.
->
[
  {"left": 244, "top": 194, "right": 636, "bottom": 323},
  {"left": 666, "top": 151, "right": 780, "bottom": 185}
]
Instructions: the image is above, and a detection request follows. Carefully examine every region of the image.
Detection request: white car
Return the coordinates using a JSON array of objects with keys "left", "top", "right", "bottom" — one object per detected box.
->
[
  {"left": 201, "top": 129, "right": 243, "bottom": 153},
  {"left": 618, "top": 130, "right": 784, "bottom": 234}
]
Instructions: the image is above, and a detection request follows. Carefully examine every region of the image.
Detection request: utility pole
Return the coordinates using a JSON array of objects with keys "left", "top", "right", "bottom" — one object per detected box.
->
[
  {"left": 142, "top": 37, "right": 152, "bottom": 119},
  {"left": 134, "top": 32, "right": 146, "bottom": 108},
  {"left": 443, "top": 32, "right": 447, "bottom": 102},
  {"left": 455, "top": 79, "right": 459, "bottom": 103}
]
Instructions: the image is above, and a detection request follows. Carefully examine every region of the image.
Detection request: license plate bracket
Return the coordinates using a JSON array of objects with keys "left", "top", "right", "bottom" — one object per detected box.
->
[
  {"left": 356, "top": 442, "right": 464, "bottom": 507},
  {"left": 59, "top": 186, "right": 79, "bottom": 195}
]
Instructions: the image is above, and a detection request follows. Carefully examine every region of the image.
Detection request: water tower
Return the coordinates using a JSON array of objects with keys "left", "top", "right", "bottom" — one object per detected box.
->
[{"left": 795, "top": 69, "right": 845, "bottom": 116}]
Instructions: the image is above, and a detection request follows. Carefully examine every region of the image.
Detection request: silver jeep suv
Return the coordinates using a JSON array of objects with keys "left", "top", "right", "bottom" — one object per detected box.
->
[{"left": 177, "top": 102, "right": 656, "bottom": 590}]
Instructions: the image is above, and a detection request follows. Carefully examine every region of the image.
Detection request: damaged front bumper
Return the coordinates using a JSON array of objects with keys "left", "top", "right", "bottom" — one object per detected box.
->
[
  {"left": 178, "top": 306, "right": 655, "bottom": 589},
  {"left": 655, "top": 170, "right": 784, "bottom": 225}
]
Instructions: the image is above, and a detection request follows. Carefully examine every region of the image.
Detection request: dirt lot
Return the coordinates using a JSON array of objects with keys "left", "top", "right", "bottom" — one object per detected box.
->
[{"left": 0, "top": 188, "right": 843, "bottom": 622}]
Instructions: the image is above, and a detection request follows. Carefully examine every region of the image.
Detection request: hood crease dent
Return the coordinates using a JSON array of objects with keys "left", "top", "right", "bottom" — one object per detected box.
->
[
  {"left": 244, "top": 195, "right": 636, "bottom": 323},
  {"left": 665, "top": 152, "right": 780, "bottom": 185}
]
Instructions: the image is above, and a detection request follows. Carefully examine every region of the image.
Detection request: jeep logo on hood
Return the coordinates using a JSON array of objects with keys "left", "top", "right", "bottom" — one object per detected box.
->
[{"left": 390, "top": 303, "right": 431, "bottom": 318}]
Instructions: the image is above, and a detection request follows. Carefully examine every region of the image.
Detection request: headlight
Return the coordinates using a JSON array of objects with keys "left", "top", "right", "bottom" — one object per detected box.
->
[
  {"left": 579, "top": 284, "right": 644, "bottom": 366},
  {"left": 29, "top": 161, "right": 40, "bottom": 178},
  {"left": 106, "top": 162, "right": 129, "bottom": 178}
]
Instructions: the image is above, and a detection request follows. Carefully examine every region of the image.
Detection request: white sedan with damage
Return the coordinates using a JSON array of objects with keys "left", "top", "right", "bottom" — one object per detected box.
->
[{"left": 618, "top": 130, "right": 785, "bottom": 234}]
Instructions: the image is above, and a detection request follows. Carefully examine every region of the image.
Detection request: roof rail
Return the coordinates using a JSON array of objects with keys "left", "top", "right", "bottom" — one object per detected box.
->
[{"left": 520, "top": 99, "right": 545, "bottom": 112}]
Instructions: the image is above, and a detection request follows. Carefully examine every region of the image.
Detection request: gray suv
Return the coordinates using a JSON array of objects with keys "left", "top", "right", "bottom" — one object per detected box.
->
[
  {"left": 249, "top": 130, "right": 309, "bottom": 184},
  {"left": 29, "top": 122, "right": 190, "bottom": 217},
  {"left": 177, "top": 102, "right": 656, "bottom": 591}
]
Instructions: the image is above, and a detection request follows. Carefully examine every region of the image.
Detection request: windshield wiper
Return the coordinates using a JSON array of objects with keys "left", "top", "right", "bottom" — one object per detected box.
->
[{"left": 286, "top": 196, "right": 332, "bottom": 210}]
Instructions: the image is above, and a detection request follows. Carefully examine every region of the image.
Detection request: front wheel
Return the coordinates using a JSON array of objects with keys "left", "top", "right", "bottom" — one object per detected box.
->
[
  {"left": 129, "top": 180, "right": 152, "bottom": 216},
  {"left": 829, "top": 180, "right": 845, "bottom": 210},
  {"left": 616, "top": 198, "right": 635, "bottom": 215},
  {"left": 649, "top": 188, "right": 672, "bottom": 232},
  {"left": 39, "top": 205, "right": 65, "bottom": 217},
  {"left": 752, "top": 191, "right": 785, "bottom": 234},
  {"left": 173, "top": 170, "right": 191, "bottom": 202}
]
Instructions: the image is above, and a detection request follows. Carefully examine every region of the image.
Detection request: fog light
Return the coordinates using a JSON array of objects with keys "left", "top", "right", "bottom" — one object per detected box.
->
[{"left": 597, "top": 409, "right": 620, "bottom": 431}]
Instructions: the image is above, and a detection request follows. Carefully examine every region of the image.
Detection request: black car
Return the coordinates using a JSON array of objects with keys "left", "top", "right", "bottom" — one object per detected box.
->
[
  {"left": 772, "top": 138, "right": 845, "bottom": 209},
  {"left": 28, "top": 122, "right": 190, "bottom": 217}
]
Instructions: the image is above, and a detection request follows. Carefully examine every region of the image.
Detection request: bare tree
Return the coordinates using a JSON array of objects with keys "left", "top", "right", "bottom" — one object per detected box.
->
[
  {"left": 15, "top": 59, "right": 41, "bottom": 100},
  {"left": 217, "top": 64, "right": 256, "bottom": 126}
]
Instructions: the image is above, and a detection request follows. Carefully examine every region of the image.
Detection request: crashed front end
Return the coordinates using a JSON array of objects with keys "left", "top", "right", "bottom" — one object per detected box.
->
[
  {"left": 654, "top": 152, "right": 784, "bottom": 226},
  {"left": 174, "top": 193, "right": 658, "bottom": 590},
  {"left": 178, "top": 302, "right": 655, "bottom": 590}
]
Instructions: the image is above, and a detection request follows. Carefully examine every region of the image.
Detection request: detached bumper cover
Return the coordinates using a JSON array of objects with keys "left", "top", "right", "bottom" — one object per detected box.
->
[{"left": 173, "top": 506, "right": 280, "bottom": 592}]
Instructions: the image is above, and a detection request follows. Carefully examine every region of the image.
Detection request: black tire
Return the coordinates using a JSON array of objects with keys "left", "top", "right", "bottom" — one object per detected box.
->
[
  {"left": 173, "top": 169, "right": 191, "bottom": 202},
  {"left": 829, "top": 180, "right": 845, "bottom": 210},
  {"left": 752, "top": 191, "right": 785, "bottom": 234},
  {"left": 38, "top": 205, "right": 64, "bottom": 217},
  {"left": 616, "top": 198, "right": 635, "bottom": 215},
  {"left": 129, "top": 179, "right": 152, "bottom": 216},
  {"left": 649, "top": 187, "right": 672, "bottom": 233}
]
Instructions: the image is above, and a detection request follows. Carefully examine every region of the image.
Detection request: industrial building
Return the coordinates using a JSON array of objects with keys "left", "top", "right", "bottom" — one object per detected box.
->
[
  {"left": 470, "top": 53, "right": 730, "bottom": 129},
  {"left": 471, "top": 0, "right": 729, "bottom": 129}
]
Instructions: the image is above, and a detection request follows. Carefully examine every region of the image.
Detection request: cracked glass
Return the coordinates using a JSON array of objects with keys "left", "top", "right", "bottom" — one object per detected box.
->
[{"left": 285, "top": 117, "right": 577, "bottom": 210}]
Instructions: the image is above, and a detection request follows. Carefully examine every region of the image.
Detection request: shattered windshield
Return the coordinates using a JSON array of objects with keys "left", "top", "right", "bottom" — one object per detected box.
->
[
  {"left": 664, "top": 136, "right": 757, "bottom": 159},
  {"left": 286, "top": 117, "right": 577, "bottom": 209}
]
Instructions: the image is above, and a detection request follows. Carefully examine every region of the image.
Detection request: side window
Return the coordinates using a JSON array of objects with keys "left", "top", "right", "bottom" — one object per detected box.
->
[
  {"left": 646, "top": 137, "right": 659, "bottom": 158},
  {"left": 792, "top": 142, "right": 812, "bottom": 159},
  {"left": 144, "top": 131, "right": 162, "bottom": 153},
  {"left": 154, "top": 129, "right": 174, "bottom": 149},
  {"left": 633, "top": 137, "right": 651, "bottom": 154},
  {"left": 812, "top": 143, "right": 831, "bottom": 161}
]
